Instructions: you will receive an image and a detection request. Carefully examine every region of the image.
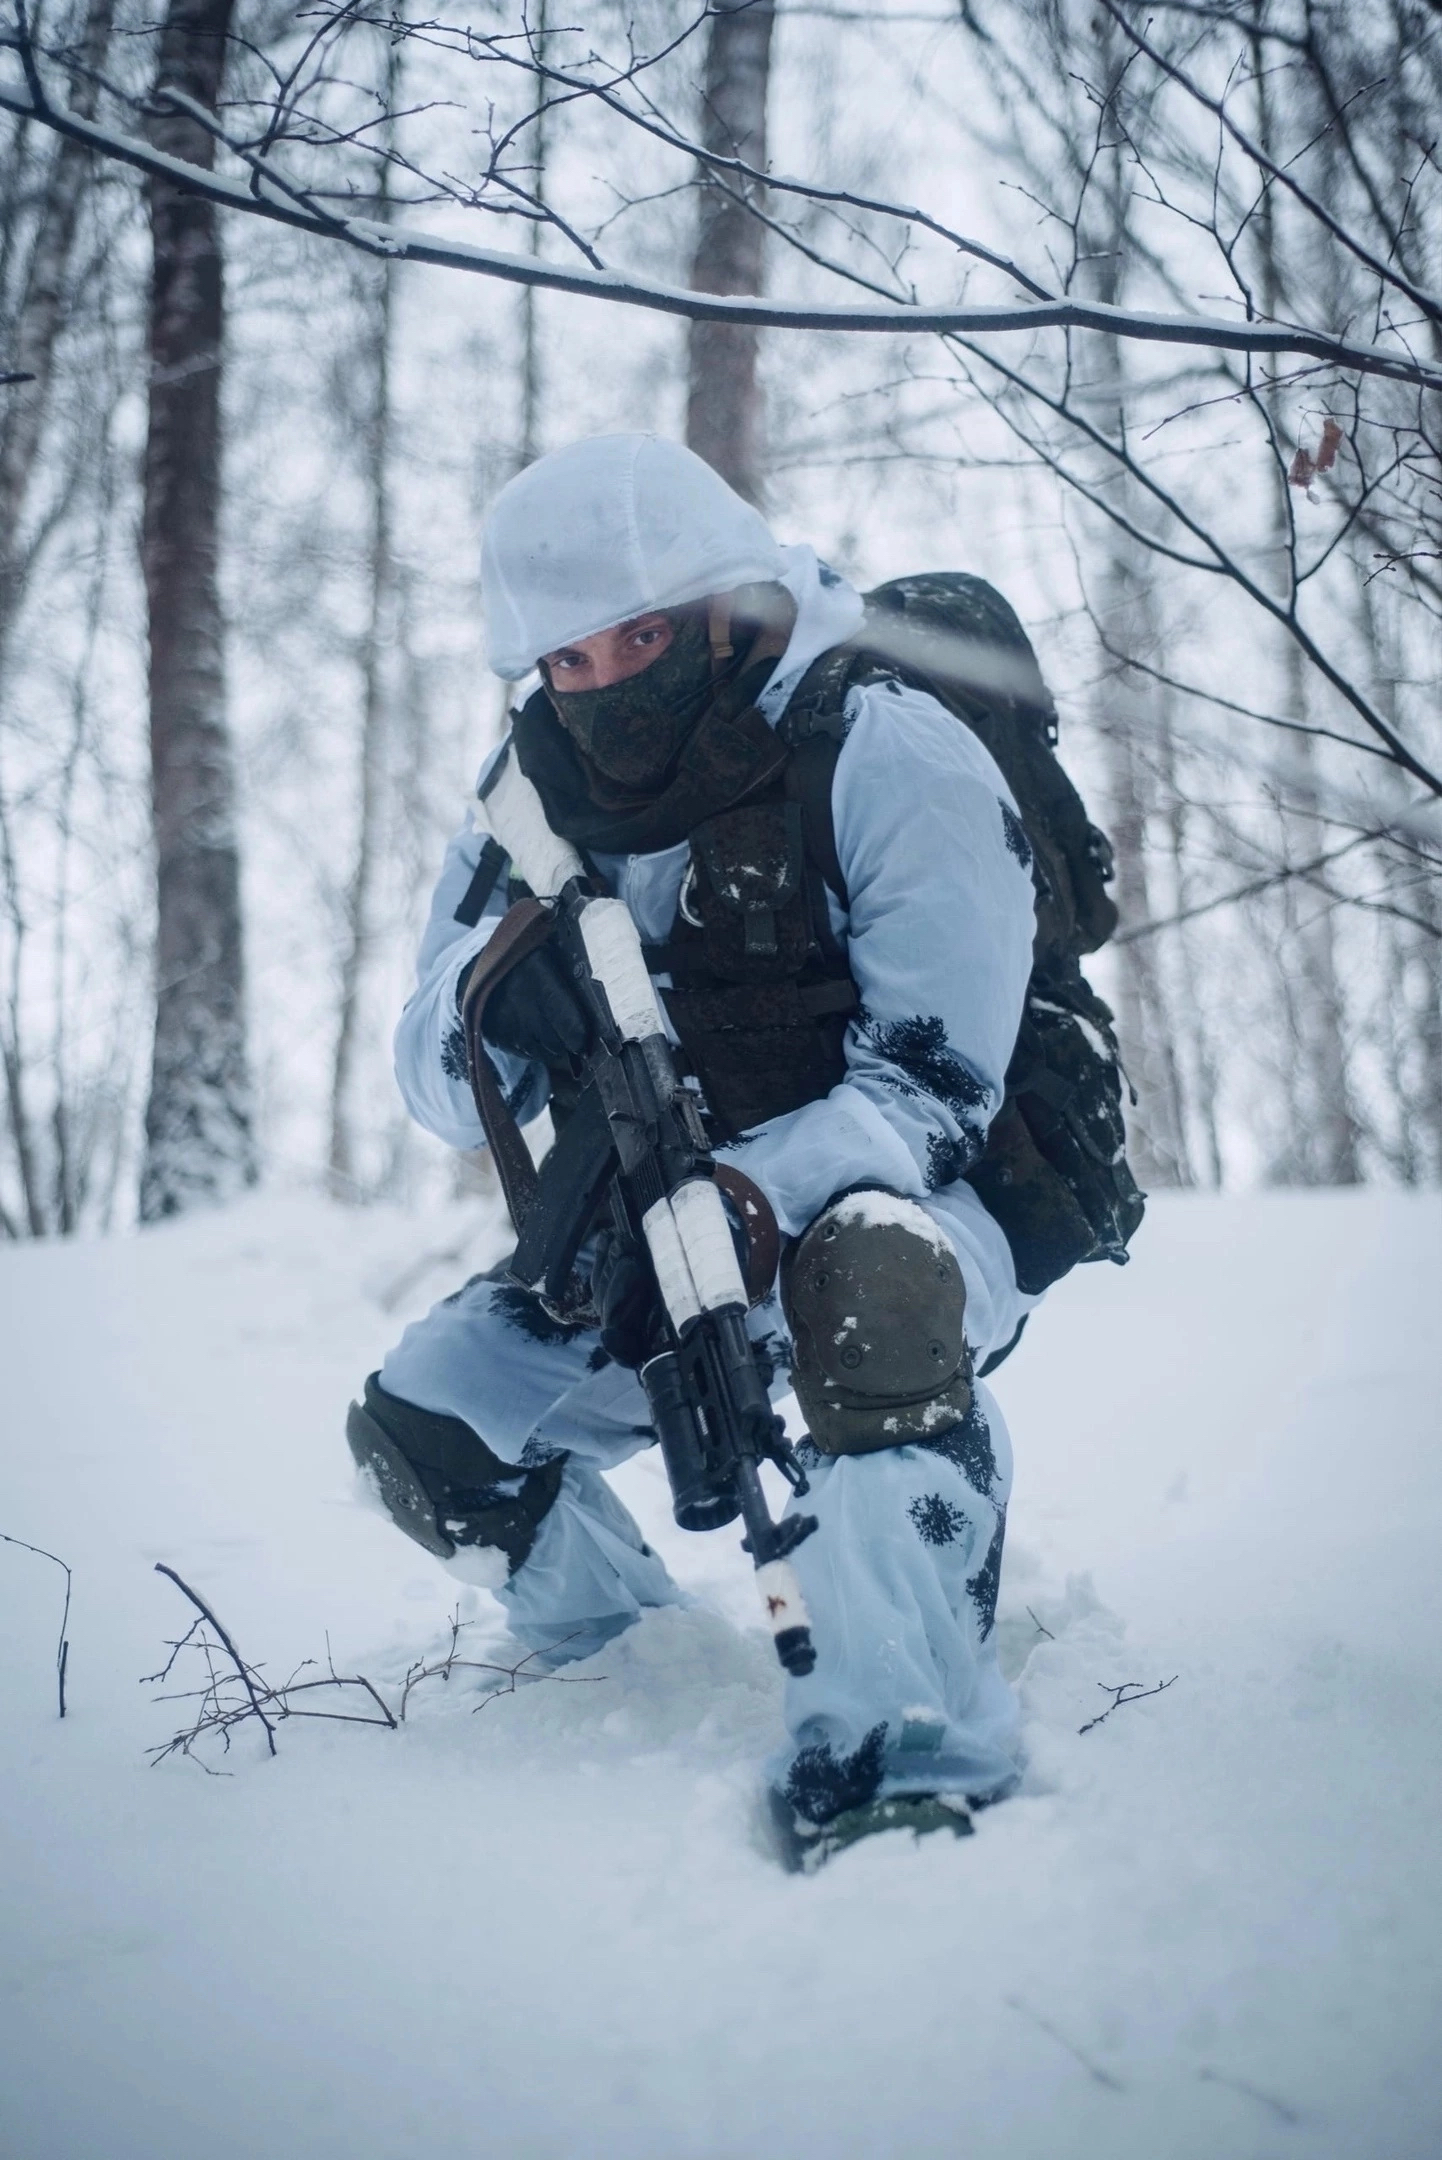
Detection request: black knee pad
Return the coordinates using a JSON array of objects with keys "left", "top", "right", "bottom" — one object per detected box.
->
[
  {"left": 781, "top": 1191, "right": 973, "bottom": 1454},
  {"left": 345, "top": 1374, "right": 565, "bottom": 1573}
]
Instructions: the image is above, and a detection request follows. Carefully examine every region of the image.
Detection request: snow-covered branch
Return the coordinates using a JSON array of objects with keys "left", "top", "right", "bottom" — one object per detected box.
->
[{"left": 2, "top": 32, "right": 1440, "bottom": 387}]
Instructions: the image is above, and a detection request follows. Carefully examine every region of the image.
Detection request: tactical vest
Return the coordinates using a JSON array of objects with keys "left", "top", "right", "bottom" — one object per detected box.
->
[{"left": 638, "top": 743, "right": 859, "bottom": 1140}]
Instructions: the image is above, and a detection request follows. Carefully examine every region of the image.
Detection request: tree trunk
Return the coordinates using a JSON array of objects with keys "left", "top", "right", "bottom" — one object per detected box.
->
[
  {"left": 138, "top": 0, "right": 255, "bottom": 1221},
  {"left": 518, "top": 0, "right": 548, "bottom": 469},
  {"left": 1083, "top": 59, "right": 1192, "bottom": 1188},
  {"left": 685, "top": 0, "right": 775, "bottom": 505},
  {"left": 1158, "top": 708, "right": 1222, "bottom": 1185},
  {"left": 1095, "top": 604, "right": 1194, "bottom": 1191},
  {"left": 328, "top": 43, "right": 400, "bottom": 1197},
  {"left": 1267, "top": 711, "right": 1363, "bottom": 1186},
  {"left": 1250, "top": 24, "right": 1361, "bottom": 1187},
  {"left": 0, "top": 0, "right": 114, "bottom": 682}
]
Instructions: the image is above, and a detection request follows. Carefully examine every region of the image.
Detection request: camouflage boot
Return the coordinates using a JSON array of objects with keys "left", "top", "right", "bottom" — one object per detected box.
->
[{"left": 767, "top": 1788, "right": 973, "bottom": 1874}]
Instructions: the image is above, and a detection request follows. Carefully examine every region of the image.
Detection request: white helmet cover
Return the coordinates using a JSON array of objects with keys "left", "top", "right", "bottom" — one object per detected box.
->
[{"left": 481, "top": 433, "right": 788, "bottom": 680}]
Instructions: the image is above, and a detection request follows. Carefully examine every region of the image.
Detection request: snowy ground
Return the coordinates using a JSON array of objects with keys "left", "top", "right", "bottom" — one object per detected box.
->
[{"left": 2, "top": 1185, "right": 1440, "bottom": 2160}]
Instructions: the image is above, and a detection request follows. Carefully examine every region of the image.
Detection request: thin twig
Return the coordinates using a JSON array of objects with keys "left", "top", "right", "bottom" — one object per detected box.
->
[
  {"left": 152, "top": 1563, "right": 277, "bottom": 1755},
  {"left": 1078, "top": 1676, "right": 1179, "bottom": 1735},
  {"left": 2, "top": 1531, "right": 72, "bottom": 1716},
  {"left": 1006, "top": 1995, "right": 1126, "bottom": 2091},
  {"left": 397, "top": 1618, "right": 600, "bottom": 1721},
  {"left": 144, "top": 1588, "right": 601, "bottom": 1768},
  {"left": 1114, "top": 829, "right": 1395, "bottom": 942}
]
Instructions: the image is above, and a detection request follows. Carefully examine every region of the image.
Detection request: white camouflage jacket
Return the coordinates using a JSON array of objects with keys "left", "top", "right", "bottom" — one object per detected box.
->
[{"left": 394, "top": 550, "right": 1038, "bottom": 1359}]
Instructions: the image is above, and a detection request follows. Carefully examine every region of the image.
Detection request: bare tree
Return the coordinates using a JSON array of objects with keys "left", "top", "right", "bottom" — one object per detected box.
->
[
  {"left": 685, "top": 0, "right": 775, "bottom": 504},
  {"left": 0, "top": 0, "right": 113, "bottom": 685},
  {"left": 328, "top": 33, "right": 400, "bottom": 1198},
  {"left": 1248, "top": 9, "right": 1361, "bottom": 1183},
  {"left": 3, "top": 0, "right": 1439, "bottom": 1205},
  {"left": 922, "top": 0, "right": 1442, "bottom": 1180},
  {"left": 1076, "top": 39, "right": 1196, "bottom": 1186},
  {"left": 1, "top": 0, "right": 147, "bottom": 1240},
  {"left": 5, "top": 11, "right": 1431, "bottom": 381},
  {"left": 517, "top": 0, "right": 549, "bottom": 469},
  {"left": 138, "top": 0, "right": 256, "bottom": 1219}
]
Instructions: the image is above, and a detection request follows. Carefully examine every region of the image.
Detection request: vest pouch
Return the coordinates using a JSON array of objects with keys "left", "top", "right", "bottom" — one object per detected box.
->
[
  {"left": 688, "top": 802, "right": 811, "bottom": 980},
  {"left": 964, "top": 985, "right": 1145, "bottom": 1294},
  {"left": 964, "top": 1099, "right": 1097, "bottom": 1296},
  {"left": 663, "top": 979, "right": 851, "bottom": 1141}
]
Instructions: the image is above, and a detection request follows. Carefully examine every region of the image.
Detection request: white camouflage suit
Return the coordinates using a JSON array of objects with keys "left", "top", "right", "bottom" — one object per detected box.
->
[{"left": 380, "top": 438, "right": 1039, "bottom": 1820}]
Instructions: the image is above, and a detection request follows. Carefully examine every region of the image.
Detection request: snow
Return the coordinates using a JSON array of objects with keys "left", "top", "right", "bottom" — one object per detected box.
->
[
  {"left": 2, "top": 1186, "right": 1440, "bottom": 2160},
  {"left": 828, "top": 1185, "right": 954, "bottom": 1250}
]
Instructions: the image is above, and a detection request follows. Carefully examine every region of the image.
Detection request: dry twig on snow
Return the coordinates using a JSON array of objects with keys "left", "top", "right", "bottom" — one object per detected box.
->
[
  {"left": 1078, "top": 1675, "right": 1179, "bottom": 1735},
  {"left": 145, "top": 1572, "right": 602, "bottom": 1771},
  {"left": 1, "top": 1529, "right": 72, "bottom": 1716},
  {"left": 398, "top": 1612, "right": 602, "bottom": 1719}
]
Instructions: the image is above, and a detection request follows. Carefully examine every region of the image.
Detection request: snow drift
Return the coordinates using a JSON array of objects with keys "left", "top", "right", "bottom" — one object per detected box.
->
[{"left": 1, "top": 1186, "right": 1439, "bottom": 2159}]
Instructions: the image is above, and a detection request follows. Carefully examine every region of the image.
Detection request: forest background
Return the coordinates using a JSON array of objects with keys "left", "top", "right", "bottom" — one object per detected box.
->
[{"left": 2, "top": 0, "right": 1440, "bottom": 1241}]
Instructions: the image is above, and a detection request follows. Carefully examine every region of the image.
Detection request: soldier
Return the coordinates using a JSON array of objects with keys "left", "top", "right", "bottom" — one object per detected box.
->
[{"left": 347, "top": 433, "right": 1040, "bottom": 1864}]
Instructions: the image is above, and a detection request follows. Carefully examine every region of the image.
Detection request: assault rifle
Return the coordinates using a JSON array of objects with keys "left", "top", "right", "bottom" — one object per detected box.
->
[{"left": 460, "top": 750, "right": 818, "bottom": 1676}]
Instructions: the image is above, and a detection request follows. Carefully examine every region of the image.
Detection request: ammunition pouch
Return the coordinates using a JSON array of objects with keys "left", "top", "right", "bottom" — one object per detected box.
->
[{"left": 642, "top": 795, "right": 858, "bottom": 1141}]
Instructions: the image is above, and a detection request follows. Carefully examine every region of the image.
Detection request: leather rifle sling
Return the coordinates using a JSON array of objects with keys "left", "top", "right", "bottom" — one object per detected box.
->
[
  {"left": 458, "top": 897, "right": 556, "bottom": 1228},
  {"left": 713, "top": 1163, "right": 782, "bottom": 1306},
  {"left": 461, "top": 906, "right": 783, "bottom": 1301}
]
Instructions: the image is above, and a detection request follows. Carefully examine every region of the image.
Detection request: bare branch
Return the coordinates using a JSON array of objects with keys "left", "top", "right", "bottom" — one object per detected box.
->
[
  {"left": 1098, "top": 0, "right": 1442, "bottom": 326},
  {"left": 1, "top": 42, "right": 1439, "bottom": 385},
  {"left": 1, "top": 1529, "right": 71, "bottom": 1715},
  {"left": 152, "top": 1562, "right": 277, "bottom": 1755},
  {"left": 1078, "top": 1675, "right": 1179, "bottom": 1734},
  {"left": 1113, "top": 829, "right": 1399, "bottom": 943}
]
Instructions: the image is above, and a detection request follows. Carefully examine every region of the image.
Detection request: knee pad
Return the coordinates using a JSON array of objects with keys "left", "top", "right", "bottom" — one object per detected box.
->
[
  {"left": 781, "top": 1191, "right": 973, "bottom": 1455},
  {"left": 345, "top": 1374, "right": 565, "bottom": 1574}
]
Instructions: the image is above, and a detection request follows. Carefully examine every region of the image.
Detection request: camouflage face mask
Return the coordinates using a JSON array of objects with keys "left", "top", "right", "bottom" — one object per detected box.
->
[{"left": 544, "top": 611, "right": 716, "bottom": 791}]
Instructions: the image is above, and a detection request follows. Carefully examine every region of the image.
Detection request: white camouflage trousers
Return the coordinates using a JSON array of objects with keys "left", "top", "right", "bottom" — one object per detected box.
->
[{"left": 379, "top": 1238, "right": 1021, "bottom": 1819}]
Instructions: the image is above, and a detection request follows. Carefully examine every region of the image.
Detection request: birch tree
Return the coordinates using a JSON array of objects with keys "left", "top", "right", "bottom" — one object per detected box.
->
[
  {"left": 327, "top": 35, "right": 401, "bottom": 1198},
  {"left": 138, "top": 0, "right": 256, "bottom": 1219}
]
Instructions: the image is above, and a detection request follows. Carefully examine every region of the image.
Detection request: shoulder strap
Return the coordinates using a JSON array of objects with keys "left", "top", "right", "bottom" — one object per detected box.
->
[
  {"left": 777, "top": 643, "right": 874, "bottom": 912},
  {"left": 784, "top": 731, "right": 848, "bottom": 912},
  {"left": 453, "top": 834, "right": 509, "bottom": 926}
]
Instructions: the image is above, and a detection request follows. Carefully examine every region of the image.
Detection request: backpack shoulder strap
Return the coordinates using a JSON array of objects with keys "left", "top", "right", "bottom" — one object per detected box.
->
[
  {"left": 776, "top": 643, "right": 888, "bottom": 913},
  {"left": 784, "top": 729, "right": 848, "bottom": 911}
]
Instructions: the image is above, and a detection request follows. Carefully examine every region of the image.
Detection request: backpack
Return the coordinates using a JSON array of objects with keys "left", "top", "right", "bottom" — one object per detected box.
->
[{"left": 780, "top": 571, "right": 1145, "bottom": 1303}]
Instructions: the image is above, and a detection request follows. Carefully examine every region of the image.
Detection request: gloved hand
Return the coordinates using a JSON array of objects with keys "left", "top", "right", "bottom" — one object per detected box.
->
[
  {"left": 479, "top": 944, "right": 591, "bottom": 1066},
  {"left": 590, "top": 1229, "right": 660, "bottom": 1370},
  {"left": 591, "top": 1192, "right": 755, "bottom": 1369}
]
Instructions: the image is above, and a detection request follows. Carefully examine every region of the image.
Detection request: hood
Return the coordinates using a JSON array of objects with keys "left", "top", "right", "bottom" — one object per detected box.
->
[
  {"left": 481, "top": 433, "right": 790, "bottom": 680},
  {"left": 755, "top": 545, "right": 866, "bottom": 722}
]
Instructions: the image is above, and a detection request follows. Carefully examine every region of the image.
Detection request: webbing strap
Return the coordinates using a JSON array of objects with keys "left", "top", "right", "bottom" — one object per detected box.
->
[
  {"left": 453, "top": 836, "right": 509, "bottom": 926},
  {"left": 784, "top": 732, "right": 848, "bottom": 910}
]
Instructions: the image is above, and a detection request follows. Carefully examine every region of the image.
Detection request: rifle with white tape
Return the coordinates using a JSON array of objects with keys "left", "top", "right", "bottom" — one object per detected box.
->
[{"left": 460, "top": 748, "right": 819, "bottom": 1677}]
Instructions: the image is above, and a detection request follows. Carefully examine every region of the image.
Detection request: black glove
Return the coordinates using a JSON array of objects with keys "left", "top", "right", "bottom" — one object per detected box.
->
[
  {"left": 591, "top": 1229, "right": 661, "bottom": 1370},
  {"left": 591, "top": 1193, "right": 754, "bottom": 1370},
  {"left": 480, "top": 945, "right": 591, "bottom": 1066}
]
